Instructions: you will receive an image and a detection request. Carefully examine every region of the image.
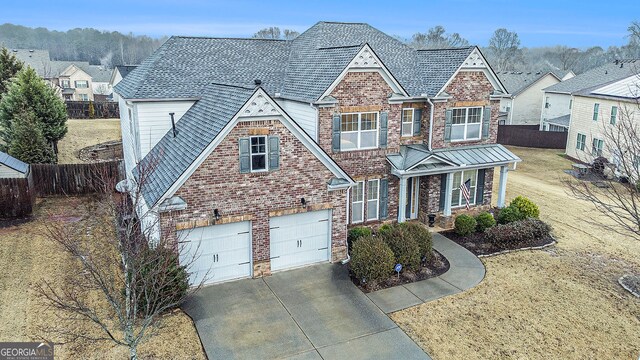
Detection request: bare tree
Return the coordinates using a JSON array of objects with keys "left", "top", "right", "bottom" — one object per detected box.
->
[
  {"left": 253, "top": 27, "right": 282, "bottom": 39},
  {"left": 283, "top": 29, "right": 300, "bottom": 40},
  {"left": 565, "top": 78, "right": 640, "bottom": 238},
  {"left": 35, "top": 158, "right": 205, "bottom": 360},
  {"left": 411, "top": 25, "right": 469, "bottom": 49},
  {"left": 488, "top": 28, "right": 523, "bottom": 71}
]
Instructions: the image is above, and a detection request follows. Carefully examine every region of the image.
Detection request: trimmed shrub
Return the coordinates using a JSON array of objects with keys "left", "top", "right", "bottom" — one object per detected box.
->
[
  {"left": 475, "top": 212, "right": 496, "bottom": 232},
  {"left": 347, "top": 226, "right": 372, "bottom": 252},
  {"left": 454, "top": 214, "right": 477, "bottom": 236},
  {"left": 509, "top": 196, "right": 540, "bottom": 219},
  {"left": 400, "top": 222, "right": 433, "bottom": 260},
  {"left": 497, "top": 205, "right": 525, "bottom": 224},
  {"left": 485, "top": 218, "right": 552, "bottom": 246},
  {"left": 350, "top": 235, "right": 395, "bottom": 284},
  {"left": 379, "top": 224, "right": 421, "bottom": 270}
]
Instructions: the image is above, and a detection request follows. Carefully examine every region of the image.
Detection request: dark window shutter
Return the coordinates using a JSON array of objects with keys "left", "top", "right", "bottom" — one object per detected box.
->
[
  {"left": 332, "top": 114, "right": 341, "bottom": 152},
  {"left": 444, "top": 109, "right": 453, "bottom": 141},
  {"left": 239, "top": 138, "right": 250, "bottom": 173},
  {"left": 379, "top": 178, "right": 389, "bottom": 219},
  {"left": 379, "top": 111, "right": 388, "bottom": 148},
  {"left": 268, "top": 136, "right": 280, "bottom": 170},
  {"left": 439, "top": 174, "right": 447, "bottom": 211},
  {"left": 413, "top": 108, "right": 422, "bottom": 137},
  {"left": 476, "top": 169, "right": 486, "bottom": 205},
  {"left": 482, "top": 106, "right": 491, "bottom": 138}
]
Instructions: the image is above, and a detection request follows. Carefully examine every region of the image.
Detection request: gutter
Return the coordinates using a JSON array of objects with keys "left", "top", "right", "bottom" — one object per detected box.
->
[{"left": 426, "top": 97, "right": 435, "bottom": 151}]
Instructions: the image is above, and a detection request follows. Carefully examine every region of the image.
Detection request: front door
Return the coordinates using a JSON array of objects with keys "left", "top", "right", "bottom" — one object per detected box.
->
[{"left": 405, "top": 177, "right": 419, "bottom": 220}]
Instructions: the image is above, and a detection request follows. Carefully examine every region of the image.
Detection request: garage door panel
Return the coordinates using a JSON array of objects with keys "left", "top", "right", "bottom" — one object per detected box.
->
[{"left": 179, "top": 221, "right": 252, "bottom": 286}]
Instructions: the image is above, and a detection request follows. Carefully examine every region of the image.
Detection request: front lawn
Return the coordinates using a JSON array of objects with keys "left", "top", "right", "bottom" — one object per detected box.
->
[
  {"left": 0, "top": 197, "right": 205, "bottom": 359},
  {"left": 391, "top": 147, "right": 640, "bottom": 359}
]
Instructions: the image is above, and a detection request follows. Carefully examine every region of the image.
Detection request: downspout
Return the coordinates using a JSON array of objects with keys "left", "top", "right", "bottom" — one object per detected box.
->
[
  {"left": 426, "top": 98, "right": 435, "bottom": 151},
  {"left": 341, "top": 186, "right": 351, "bottom": 265}
]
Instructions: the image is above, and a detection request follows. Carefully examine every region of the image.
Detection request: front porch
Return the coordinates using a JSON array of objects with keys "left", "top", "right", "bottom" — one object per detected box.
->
[{"left": 388, "top": 144, "right": 521, "bottom": 227}]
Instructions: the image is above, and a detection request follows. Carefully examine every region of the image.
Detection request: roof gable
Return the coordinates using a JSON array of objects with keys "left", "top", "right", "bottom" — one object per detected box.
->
[
  {"left": 544, "top": 60, "right": 640, "bottom": 94},
  {"left": 434, "top": 47, "right": 507, "bottom": 97}
]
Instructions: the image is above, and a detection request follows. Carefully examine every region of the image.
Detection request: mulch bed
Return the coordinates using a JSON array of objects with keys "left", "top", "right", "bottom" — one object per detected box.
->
[
  {"left": 442, "top": 230, "right": 555, "bottom": 257},
  {"left": 351, "top": 250, "right": 450, "bottom": 293}
]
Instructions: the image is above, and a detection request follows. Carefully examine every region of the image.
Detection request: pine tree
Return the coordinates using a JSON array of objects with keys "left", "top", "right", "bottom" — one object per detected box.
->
[
  {"left": 8, "top": 110, "right": 54, "bottom": 164},
  {"left": 0, "top": 67, "right": 67, "bottom": 159},
  {"left": 0, "top": 47, "right": 23, "bottom": 96}
]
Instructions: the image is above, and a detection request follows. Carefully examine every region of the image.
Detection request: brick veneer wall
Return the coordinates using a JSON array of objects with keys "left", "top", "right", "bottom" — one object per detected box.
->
[{"left": 159, "top": 118, "right": 347, "bottom": 277}]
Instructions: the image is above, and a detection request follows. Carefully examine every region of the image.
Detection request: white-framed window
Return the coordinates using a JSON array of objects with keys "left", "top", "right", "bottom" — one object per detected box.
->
[
  {"left": 79, "top": 94, "right": 89, "bottom": 101},
  {"left": 451, "top": 107, "right": 482, "bottom": 142},
  {"left": 592, "top": 138, "right": 603, "bottom": 157},
  {"left": 610, "top": 106, "right": 617, "bottom": 125},
  {"left": 351, "top": 181, "right": 364, "bottom": 223},
  {"left": 75, "top": 80, "right": 89, "bottom": 89},
  {"left": 250, "top": 136, "right": 267, "bottom": 172},
  {"left": 593, "top": 103, "right": 600, "bottom": 121},
  {"left": 450, "top": 170, "right": 478, "bottom": 208},
  {"left": 340, "top": 112, "right": 378, "bottom": 150},
  {"left": 576, "top": 133, "right": 586, "bottom": 151},
  {"left": 401, "top": 108, "right": 414, "bottom": 136},
  {"left": 366, "top": 179, "right": 379, "bottom": 221},
  {"left": 61, "top": 79, "right": 70, "bottom": 88}
]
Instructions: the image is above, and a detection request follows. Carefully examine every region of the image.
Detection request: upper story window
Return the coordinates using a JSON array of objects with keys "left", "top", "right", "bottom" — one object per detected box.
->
[
  {"left": 61, "top": 79, "right": 70, "bottom": 88},
  {"left": 250, "top": 136, "right": 267, "bottom": 172},
  {"left": 592, "top": 138, "right": 603, "bottom": 157},
  {"left": 75, "top": 80, "right": 89, "bottom": 89},
  {"left": 569, "top": 99, "right": 572, "bottom": 109},
  {"left": 340, "top": 112, "right": 378, "bottom": 151},
  {"left": 576, "top": 133, "right": 586, "bottom": 151},
  {"left": 451, "top": 107, "right": 482, "bottom": 142},
  {"left": 79, "top": 94, "right": 89, "bottom": 101},
  {"left": 401, "top": 108, "right": 414, "bottom": 136},
  {"left": 610, "top": 106, "right": 617, "bottom": 125},
  {"left": 593, "top": 103, "right": 600, "bottom": 121}
]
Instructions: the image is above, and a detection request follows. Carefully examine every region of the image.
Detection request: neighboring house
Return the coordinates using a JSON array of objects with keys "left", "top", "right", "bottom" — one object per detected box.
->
[
  {"left": 497, "top": 71, "right": 562, "bottom": 125},
  {"left": 57, "top": 64, "right": 94, "bottom": 101},
  {"left": 114, "top": 21, "right": 520, "bottom": 285},
  {"left": 566, "top": 73, "right": 640, "bottom": 170},
  {"left": 109, "top": 65, "right": 137, "bottom": 101},
  {"left": 541, "top": 60, "right": 638, "bottom": 132},
  {"left": 85, "top": 65, "right": 114, "bottom": 98},
  {"left": 0, "top": 151, "right": 29, "bottom": 178}
]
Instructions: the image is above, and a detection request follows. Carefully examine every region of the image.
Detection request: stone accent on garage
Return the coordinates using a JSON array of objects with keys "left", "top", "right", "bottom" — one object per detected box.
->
[{"left": 159, "top": 118, "right": 348, "bottom": 278}]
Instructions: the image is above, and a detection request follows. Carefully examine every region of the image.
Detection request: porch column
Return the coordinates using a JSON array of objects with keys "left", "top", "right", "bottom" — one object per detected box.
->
[
  {"left": 443, "top": 172, "right": 453, "bottom": 216},
  {"left": 398, "top": 177, "right": 407, "bottom": 223},
  {"left": 497, "top": 165, "right": 509, "bottom": 208}
]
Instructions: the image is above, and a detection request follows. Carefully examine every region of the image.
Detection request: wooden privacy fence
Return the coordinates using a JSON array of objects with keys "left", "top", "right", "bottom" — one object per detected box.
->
[
  {"left": 497, "top": 125, "right": 568, "bottom": 149},
  {"left": 30, "top": 160, "right": 124, "bottom": 196},
  {"left": 65, "top": 101, "right": 120, "bottom": 119},
  {"left": 0, "top": 173, "right": 35, "bottom": 218}
]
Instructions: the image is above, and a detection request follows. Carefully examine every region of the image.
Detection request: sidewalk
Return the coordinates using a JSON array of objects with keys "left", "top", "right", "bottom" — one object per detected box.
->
[{"left": 366, "top": 233, "right": 486, "bottom": 313}]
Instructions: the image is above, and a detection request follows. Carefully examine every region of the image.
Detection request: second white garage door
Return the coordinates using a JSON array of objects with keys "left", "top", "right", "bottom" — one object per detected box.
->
[
  {"left": 269, "top": 210, "right": 331, "bottom": 272},
  {"left": 178, "top": 221, "right": 252, "bottom": 286}
]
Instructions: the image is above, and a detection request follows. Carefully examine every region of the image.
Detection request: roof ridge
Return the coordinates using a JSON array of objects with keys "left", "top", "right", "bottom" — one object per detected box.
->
[
  {"left": 319, "top": 21, "right": 368, "bottom": 25},
  {"left": 317, "top": 44, "right": 362, "bottom": 50},
  {"left": 208, "top": 82, "right": 256, "bottom": 90},
  {"left": 417, "top": 46, "right": 475, "bottom": 52},
  {"left": 172, "top": 35, "right": 287, "bottom": 41}
]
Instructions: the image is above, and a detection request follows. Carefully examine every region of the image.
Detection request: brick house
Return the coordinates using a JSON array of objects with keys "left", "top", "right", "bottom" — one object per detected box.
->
[{"left": 114, "top": 21, "right": 520, "bottom": 285}]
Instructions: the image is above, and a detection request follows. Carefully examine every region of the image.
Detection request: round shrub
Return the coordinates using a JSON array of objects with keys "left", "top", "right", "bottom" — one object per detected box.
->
[
  {"left": 350, "top": 235, "right": 395, "bottom": 284},
  {"left": 497, "top": 205, "right": 525, "bottom": 224},
  {"left": 400, "top": 222, "right": 433, "bottom": 260},
  {"left": 509, "top": 196, "right": 540, "bottom": 219},
  {"left": 454, "top": 214, "right": 477, "bottom": 236},
  {"left": 475, "top": 212, "right": 496, "bottom": 232},
  {"left": 347, "top": 226, "right": 372, "bottom": 252},
  {"left": 379, "top": 224, "right": 421, "bottom": 270}
]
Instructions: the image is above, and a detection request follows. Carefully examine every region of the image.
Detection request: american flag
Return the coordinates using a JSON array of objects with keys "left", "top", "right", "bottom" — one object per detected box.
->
[{"left": 460, "top": 179, "right": 471, "bottom": 210}]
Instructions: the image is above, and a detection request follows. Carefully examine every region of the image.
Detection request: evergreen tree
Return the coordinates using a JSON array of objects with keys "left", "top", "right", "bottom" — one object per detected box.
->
[
  {"left": 0, "top": 67, "right": 67, "bottom": 159},
  {"left": 8, "top": 109, "right": 54, "bottom": 164},
  {"left": 0, "top": 47, "right": 23, "bottom": 96}
]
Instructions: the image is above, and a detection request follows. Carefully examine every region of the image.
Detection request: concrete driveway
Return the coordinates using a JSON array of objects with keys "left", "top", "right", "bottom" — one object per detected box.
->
[{"left": 182, "top": 263, "right": 430, "bottom": 360}]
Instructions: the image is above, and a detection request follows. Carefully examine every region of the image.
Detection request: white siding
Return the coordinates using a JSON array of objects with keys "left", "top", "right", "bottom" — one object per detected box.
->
[
  {"left": 510, "top": 75, "right": 560, "bottom": 125},
  {"left": 541, "top": 92, "right": 572, "bottom": 126},
  {"left": 119, "top": 98, "right": 138, "bottom": 178},
  {"left": 276, "top": 99, "right": 318, "bottom": 140},
  {"left": 135, "top": 101, "right": 195, "bottom": 158},
  {"left": 0, "top": 164, "right": 25, "bottom": 178},
  {"left": 565, "top": 96, "right": 639, "bottom": 162}
]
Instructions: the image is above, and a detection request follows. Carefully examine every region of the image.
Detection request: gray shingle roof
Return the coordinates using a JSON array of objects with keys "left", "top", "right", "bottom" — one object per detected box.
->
[
  {"left": 115, "top": 21, "right": 481, "bottom": 102},
  {"left": 545, "top": 114, "right": 570, "bottom": 127},
  {"left": 84, "top": 65, "right": 112, "bottom": 83},
  {"left": 0, "top": 151, "right": 29, "bottom": 174},
  {"left": 134, "top": 83, "right": 255, "bottom": 206},
  {"left": 497, "top": 71, "right": 559, "bottom": 95},
  {"left": 387, "top": 144, "right": 520, "bottom": 173},
  {"left": 544, "top": 60, "right": 639, "bottom": 94},
  {"left": 115, "top": 65, "right": 137, "bottom": 80}
]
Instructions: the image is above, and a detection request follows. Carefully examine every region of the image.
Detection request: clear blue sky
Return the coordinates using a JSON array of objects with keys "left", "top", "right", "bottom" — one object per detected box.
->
[{"left": 1, "top": 0, "right": 638, "bottom": 48}]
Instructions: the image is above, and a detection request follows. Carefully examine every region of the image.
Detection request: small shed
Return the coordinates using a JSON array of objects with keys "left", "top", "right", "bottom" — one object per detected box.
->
[{"left": 0, "top": 151, "right": 29, "bottom": 178}]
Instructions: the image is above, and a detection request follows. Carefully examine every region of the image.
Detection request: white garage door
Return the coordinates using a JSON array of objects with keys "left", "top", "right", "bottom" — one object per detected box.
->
[
  {"left": 269, "top": 210, "right": 331, "bottom": 272},
  {"left": 178, "top": 221, "right": 252, "bottom": 286}
]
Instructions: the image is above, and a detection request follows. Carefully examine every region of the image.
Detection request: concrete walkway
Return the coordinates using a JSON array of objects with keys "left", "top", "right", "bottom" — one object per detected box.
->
[{"left": 366, "top": 233, "right": 485, "bottom": 313}]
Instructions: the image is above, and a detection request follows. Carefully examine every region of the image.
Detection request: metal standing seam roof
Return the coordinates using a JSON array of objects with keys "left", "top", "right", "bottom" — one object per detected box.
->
[
  {"left": 387, "top": 144, "right": 520, "bottom": 173},
  {"left": 0, "top": 151, "right": 29, "bottom": 174},
  {"left": 114, "top": 21, "right": 482, "bottom": 102}
]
